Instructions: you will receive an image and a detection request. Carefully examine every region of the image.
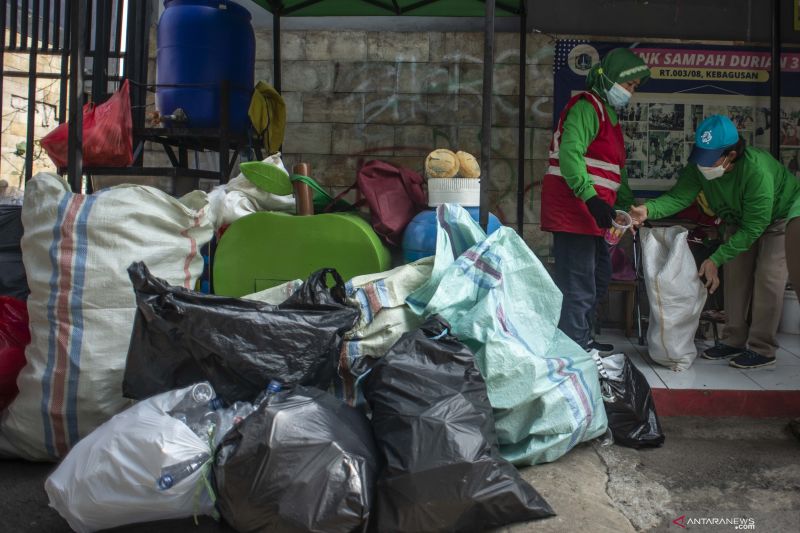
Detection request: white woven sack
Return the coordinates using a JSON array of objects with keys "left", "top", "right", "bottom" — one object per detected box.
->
[
  {"left": 641, "top": 226, "right": 707, "bottom": 371},
  {"left": 339, "top": 258, "right": 433, "bottom": 404},
  {"left": 0, "top": 173, "right": 212, "bottom": 460}
]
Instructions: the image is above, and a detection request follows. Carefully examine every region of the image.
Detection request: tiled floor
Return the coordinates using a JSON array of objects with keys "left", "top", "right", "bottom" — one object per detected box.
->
[{"left": 596, "top": 330, "right": 800, "bottom": 391}]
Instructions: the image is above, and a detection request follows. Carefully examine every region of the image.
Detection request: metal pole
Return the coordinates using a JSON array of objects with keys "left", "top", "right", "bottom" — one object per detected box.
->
[
  {"left": 0, "top": 2, "right": 7, "bottom": 166},
  {"left": 68, "top": 0, "right": 87, "bottom": 191},
  {"left": 58, "top": 0, "right": 71, "bottom": 124},
  {"left": 517, "top": 4, "right": 526, "bottom": 236},
  {"left": 273, "top": 11, "right": 281, "bottom": 92},
  {"left": 769, "top": 0, "right": 781, "bottom": 159},
  {"left": 125, "top": 0, "right": 151, "bottom": 167},
  {"left": 480, "top": 0, "right": 495, "bottom": 232},
  {"left": 25, "top": 0, "right": 41, "bottom": 181},
  {"left": 220, "top": 79, "right": 231, "bottom": 183},
  {"left": 92, "top": 0, "right": 111, "bottom": 103}
]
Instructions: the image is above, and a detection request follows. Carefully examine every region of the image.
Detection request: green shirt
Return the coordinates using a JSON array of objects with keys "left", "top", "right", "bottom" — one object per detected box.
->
[
  {"left": 645, "top": 146, "right": 800, "bottom": 266},
  {"left": 559, "top": 97, "right": 634, "bottom": 210}
]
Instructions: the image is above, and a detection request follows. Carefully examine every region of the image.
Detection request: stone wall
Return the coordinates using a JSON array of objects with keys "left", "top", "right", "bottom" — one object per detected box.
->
[{"left": 245, "top": 29, "right": 557, "bottom": 256}]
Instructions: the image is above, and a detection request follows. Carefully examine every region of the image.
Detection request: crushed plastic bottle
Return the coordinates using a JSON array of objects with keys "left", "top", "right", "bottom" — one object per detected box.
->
[
  {"left": 169, "top": 383, "right": 223, "bottom": 441},
  {"left": 253, "top": 380, "right": 282, "bottom": 409},
  {"left": 217, "top": 401, "right": 254, "bottom": 429},
  {"left": 156, "top": 452, "right": 211, "bottom": 490},
  {"left": 231, "top": 402, "right": 254, "bottom": 426},
  {"left": 190, "top": 382, "right": 214, "bottom": 403}
]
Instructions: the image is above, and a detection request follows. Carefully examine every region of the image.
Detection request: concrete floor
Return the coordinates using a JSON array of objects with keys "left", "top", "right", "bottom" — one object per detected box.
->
[{"left": 1, "top": 417, "right": 798, "bottom": 532}]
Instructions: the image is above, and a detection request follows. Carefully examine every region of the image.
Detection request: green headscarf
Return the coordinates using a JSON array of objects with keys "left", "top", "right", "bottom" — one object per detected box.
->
[{"left": 585, "top": 48, "right": 650, "bottom": 101}]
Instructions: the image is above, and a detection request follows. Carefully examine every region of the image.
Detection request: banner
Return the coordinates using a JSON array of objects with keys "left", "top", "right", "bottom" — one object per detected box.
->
[
  {"left": 553, "top": 41, "right": 800, "bottom": 192},
  {"left": 795, "top": 0, "right": 800, "bottom": 32}
]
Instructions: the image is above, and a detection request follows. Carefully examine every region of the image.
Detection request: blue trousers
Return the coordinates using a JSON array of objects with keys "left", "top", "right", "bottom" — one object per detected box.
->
[{"left": 552, "top": 232, "right": 612, "bottom": 347}]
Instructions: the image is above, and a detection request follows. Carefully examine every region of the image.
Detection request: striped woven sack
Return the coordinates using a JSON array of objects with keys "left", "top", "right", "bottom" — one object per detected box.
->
[
  {"left": 407, "top": 204, "right": 608, "bottom": 465},
  {"left": 0, "top": 173, "right": 212, "bottom": 461}
]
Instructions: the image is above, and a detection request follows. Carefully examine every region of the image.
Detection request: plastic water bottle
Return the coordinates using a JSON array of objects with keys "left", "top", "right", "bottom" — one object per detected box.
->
[
  {"left": 219, "top": 401, "right": 254, "bottom": 428},
  {"left": 254, "top": 380, "right": 282, "bottom": 409},
  {"left": 156, "top": 452, "right": 211, "bottom": 490},
  {"left": 170, "top": 383, "right": 224, "bottom": 440},
  {"left": 188, "top": 398, "right": 228, "bottom": 440},
  {"left": 231, "top": 402, "right": 254, "bottom": 425},
  {"left": 170, "top": 383, "right": 216, "bottom": 422}
]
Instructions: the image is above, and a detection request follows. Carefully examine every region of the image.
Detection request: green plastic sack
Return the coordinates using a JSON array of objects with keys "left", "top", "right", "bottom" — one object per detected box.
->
[{"left": 406, "top": 205, "right": 608, "bottom": 465}]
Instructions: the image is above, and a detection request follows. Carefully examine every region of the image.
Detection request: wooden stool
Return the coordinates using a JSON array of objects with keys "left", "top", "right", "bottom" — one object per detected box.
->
[{"left": 608, "top": 280, "right": 636, "bottom": 338}]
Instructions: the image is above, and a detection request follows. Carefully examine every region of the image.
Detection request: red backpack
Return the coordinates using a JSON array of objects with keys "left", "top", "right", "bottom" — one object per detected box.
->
[{"left": 349, "top": 160, "right": 427, "bottom": 246}]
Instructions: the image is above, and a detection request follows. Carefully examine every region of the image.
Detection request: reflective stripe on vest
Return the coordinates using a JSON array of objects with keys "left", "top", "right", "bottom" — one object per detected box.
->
[
  {"left": 546, "top": 165, "right": 621, "bottom": 192},
  {"left": 550, "top": 92, "right": 606, "bottom": 155},
  {"left": 548, "top": 153, "right": 622, "bottom": 175},
  {"left": 548, "top": 92, "right": 621, "bottom": 188}
]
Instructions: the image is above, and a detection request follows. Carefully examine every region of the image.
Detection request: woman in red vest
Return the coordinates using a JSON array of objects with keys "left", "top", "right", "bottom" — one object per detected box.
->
[{"left": 541, "top": 48, "right": 650, "bottom": 353}]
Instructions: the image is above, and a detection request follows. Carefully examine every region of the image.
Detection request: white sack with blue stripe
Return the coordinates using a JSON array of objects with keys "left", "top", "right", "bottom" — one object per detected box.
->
[
  {"left": 337, "top": 257, "right": 433, "bottom": 405},
  {"left": 406, "top": 204, "right": 608, "bottom": 465},
  {"left": 0, "top": 173, "right": 212, "bottom": 461}
]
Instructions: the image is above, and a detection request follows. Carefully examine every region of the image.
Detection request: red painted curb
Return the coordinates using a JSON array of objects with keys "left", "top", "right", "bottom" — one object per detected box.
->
[{"left": 652, "top": 389, "right": 800, "bottom": 417}]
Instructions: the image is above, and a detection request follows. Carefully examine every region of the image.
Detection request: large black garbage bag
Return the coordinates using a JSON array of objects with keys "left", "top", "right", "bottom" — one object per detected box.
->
[
  {"left": 598, "top": 353, "right": 665, "bottom": 448},
  {"left": 0, "top": 206, "right": 29, "bottom": 300},
  {"left": 362, "top": 316, "right": 555, "bottom": 533},
  {"left": 214, "top": 386, "right": 379, "bottom": 533},
  {"left": 123, "top": 262, "right": 359, "bottom": 403}
]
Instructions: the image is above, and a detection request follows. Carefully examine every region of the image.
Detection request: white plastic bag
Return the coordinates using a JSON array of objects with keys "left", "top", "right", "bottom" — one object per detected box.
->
[
  {"left": 0, "top": 173, "right": 212, "bottom": 460},
  {"left": 641, "top": 226, "right": 707, "bottom": 371},
  {"left": 45, "top": 384, "right": 220, "bottom": 533},
  {"left": 207, "top": 153, "right": 295, "bottom": 230}
]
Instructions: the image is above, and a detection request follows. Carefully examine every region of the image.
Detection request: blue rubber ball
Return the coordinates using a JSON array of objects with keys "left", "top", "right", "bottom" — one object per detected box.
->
[{"left": 402, "top": 207, "right": 502, "bottom": 263}]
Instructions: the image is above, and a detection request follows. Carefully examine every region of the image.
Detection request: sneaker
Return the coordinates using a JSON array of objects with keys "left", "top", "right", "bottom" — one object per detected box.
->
[
  {"left": 729, "top": 350, "right": 776, "bottom": 369},
  {"left": 586, "top": 339, "right": 614, "bottom": 354},
  {"left": 702, "top": 343, "right": 743, "bottom": 360}
]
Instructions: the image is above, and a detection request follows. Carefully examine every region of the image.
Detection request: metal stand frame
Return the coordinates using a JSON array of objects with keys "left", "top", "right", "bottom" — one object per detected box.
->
[{"left": 1, "top": 1, "right": 246, "bottom": 194}]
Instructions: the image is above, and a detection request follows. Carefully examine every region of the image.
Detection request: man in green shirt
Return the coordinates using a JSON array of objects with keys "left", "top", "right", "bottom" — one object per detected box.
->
[{"left": 630, "top": 115, "right": 800, "bottom": 369}]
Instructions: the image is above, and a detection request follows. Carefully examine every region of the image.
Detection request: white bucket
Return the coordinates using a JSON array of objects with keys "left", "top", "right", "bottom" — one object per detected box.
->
[{"left": 779, "top": 289, "right": 800, "bottom": 335}]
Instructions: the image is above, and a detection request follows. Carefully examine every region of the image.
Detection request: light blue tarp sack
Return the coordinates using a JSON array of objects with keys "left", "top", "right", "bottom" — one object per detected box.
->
[{"left": 406, "top": 205, "right": 607, "bottom": 465}]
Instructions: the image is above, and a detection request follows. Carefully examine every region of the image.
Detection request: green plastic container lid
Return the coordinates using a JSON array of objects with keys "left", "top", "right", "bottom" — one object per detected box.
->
[
  {"left": 213, "top": 211, "right": 390, "bottom": 297},
  {"left": 240, "top": 161, "right": 293, "bottom": 196}
]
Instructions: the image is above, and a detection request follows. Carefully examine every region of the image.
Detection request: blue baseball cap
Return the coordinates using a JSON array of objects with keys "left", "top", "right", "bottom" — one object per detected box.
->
[{"left": 688, "top": 115, "right": 740, "bottom": 167}]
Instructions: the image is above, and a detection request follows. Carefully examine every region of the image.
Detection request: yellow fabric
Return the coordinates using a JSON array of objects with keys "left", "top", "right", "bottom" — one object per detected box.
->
[
  {"left": 697, "top": 191, "right": 715, "bottom": 216},
  {"left": 248, "top": 81, "right": 286, "bottom": 154}
]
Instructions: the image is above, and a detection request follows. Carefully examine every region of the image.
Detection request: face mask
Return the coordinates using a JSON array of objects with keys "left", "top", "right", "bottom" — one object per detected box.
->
[
  {"left": 697, "top": 156, "right": 729, "bottom": 180},
  {"left": 606, "top": 82, "right": 632, "bottom": 109}
]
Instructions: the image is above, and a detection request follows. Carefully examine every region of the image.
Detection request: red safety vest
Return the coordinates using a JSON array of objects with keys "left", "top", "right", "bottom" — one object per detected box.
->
[{"left": 541, "top": 91, "right": 626, "bottom": 236}]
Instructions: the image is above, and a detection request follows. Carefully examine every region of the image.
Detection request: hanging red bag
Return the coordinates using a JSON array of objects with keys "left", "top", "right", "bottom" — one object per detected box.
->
[
  {"left": 41, "top": 79, "right": 133, "bottom": 169},
  {"left": 0, "top": 296, "right": 30, "bottom": 411}
]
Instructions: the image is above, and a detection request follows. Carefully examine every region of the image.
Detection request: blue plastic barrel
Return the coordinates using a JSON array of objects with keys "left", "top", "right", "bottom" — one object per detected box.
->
[
  {"left": 157, "top": 0, "right": 255, "bottom": 131},
  {"left": 402, "top": 208, "right": 502, "bottom": 263}
]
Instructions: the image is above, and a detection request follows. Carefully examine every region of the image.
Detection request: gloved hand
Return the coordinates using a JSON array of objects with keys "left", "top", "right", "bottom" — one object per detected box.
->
[{"left": 585, "top": 196, "right": 615, "bottom": 229}]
